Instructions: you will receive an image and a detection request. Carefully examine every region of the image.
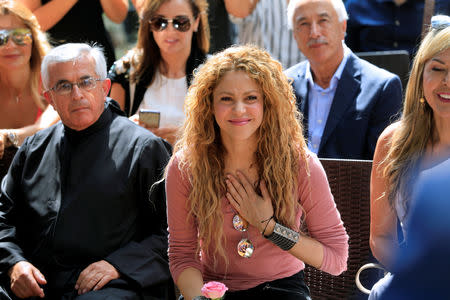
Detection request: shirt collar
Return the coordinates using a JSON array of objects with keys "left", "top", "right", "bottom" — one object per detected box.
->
[{"left": 305, "top": 43, "right": 351, "bottom": 90}]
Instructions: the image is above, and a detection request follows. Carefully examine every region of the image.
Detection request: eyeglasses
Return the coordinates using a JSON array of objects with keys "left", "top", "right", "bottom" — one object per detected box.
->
[
  {"left": 148, "top": 16, "right": 192, "bottom": 32},
  {"left": 233, "top": 213, "right": 254, "bottom": 258},
  {"left": 431, "top": 15, "right": 450, "bottom": 30},
  {"left": 47, "top": 77, "right": 103, "bottom": 95},
  {"left": 0, "top": 28, "right": 32, "bottom": 47}
]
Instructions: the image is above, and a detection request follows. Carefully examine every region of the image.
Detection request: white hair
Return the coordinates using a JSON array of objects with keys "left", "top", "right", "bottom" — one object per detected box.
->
[
  {"left": 41, "top": 43, "right": 107, "bottom": 90},
  {"left": 287, "top": 0, "right": 348, "bottom": 29}
]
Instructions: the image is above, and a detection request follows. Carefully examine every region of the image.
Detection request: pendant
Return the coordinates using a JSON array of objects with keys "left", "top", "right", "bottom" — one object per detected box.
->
[
  {"left": 233, "top": 214, "right": 248, "bottom": 232},
  {"left": 237, "top": 238, "right": 254, "bottom": 258}
]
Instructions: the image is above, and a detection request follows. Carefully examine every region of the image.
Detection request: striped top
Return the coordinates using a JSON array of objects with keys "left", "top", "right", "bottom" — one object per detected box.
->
[{"left": 229, "top": 0, "right": 306, "bottom": 69}]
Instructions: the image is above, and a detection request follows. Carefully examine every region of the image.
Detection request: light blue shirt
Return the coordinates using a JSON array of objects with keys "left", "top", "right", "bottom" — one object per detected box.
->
[{"left": 306, "top": 45, "right": 351, "bottom": 153}]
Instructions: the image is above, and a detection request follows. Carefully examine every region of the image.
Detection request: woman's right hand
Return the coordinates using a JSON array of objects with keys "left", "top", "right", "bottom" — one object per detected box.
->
[
  {"left": 131, "top": 114, "right": 179, "bottom": 145},
  {"left": 129, "top": 113, "right": 140, "bottom": 125},
  {"left": 226, "top": 172, "right": 274, "bottom": 233}
]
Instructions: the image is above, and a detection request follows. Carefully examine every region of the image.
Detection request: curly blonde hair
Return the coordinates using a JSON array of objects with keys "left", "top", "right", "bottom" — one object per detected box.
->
[
  {"left": 382, "top": 21, "right": 450, "bottom": 212},
  {"left": 0, "top": 0, "right": 51, "bottom": 110},
  {"left": 172, "top": 45, "right": 308, "bottom": 264}
]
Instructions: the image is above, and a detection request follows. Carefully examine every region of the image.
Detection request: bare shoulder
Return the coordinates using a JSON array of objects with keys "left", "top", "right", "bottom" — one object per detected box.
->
[
  {"left": 377, "top": 122, "right": 400, "bottom": 147},
  {"left": 373, "top": 122, "right": 400, "bottom": 167}
]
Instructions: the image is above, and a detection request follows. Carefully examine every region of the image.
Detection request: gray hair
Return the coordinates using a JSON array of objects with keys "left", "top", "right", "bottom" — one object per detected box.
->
[
  {"left": 41, "top": 43, "right": 107, "bottom": 90},
  {"left": 287, "top": 0, "right": 348, "bottom": 29}
]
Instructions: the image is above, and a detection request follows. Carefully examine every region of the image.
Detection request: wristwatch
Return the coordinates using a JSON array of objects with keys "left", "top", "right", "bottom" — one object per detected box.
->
[{"left": 6, "top": 131, "right": 19, "bottom": 148}]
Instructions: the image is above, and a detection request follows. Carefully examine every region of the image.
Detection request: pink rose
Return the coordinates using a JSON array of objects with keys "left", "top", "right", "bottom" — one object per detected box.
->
[{"left": 201, "top": 281, "right": 228, "bottom": 299}]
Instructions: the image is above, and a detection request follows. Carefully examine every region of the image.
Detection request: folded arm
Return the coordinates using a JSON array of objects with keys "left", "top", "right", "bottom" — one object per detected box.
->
[
  {"left": 0, "top": 106, "right": 59, "bottom": 159},
  {"left": 17, "top": 0, "right": 79, "bottom": 31}
]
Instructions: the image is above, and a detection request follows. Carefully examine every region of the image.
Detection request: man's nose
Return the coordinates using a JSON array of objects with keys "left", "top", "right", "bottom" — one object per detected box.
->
[
  {"left": 310, "top": 22, "right": 321, "bottom": 38},
  {"left": 71, "top": 84, "right": 84, "bottom": 99}
]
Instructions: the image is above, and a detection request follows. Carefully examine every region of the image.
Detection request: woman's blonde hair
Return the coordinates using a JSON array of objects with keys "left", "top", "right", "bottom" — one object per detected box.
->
[
  {"left": 0, "top": 0, "right": 51, "bottom": 110},
  {"left": 131, "top": 0, "right": 209, "bottom": 84},
  {"left": 382, "top": 21, "right": 450, "bottom": 212},
  {"left": 172, "top": 45, "right": 308, "bottom": 265}
]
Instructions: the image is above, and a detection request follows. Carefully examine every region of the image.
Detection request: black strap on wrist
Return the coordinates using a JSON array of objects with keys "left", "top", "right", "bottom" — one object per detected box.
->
[{"left": 261, "top": 215, "right": 274, "bottom": 236}]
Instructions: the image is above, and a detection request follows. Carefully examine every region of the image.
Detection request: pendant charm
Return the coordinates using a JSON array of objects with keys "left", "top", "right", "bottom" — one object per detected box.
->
[
  {"left": 233, "top": 214, "right": 248, "bottom": 231},
  {"left": 237, "top": 238, "right": 254, "bottom": 258}
]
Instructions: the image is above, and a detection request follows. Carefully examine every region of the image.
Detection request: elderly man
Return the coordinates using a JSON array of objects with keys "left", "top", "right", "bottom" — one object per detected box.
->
[
  {"left": 285, "top": 0, "right": 403, "bottom": 159},
  {"left": 0, "top": 44, "right": 172, "bottom": 299}
]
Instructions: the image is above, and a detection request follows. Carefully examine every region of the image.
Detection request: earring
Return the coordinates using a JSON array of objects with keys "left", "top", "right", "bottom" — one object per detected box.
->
[{"left": 419, "top": 97, "right": 425, "bottom": 104}]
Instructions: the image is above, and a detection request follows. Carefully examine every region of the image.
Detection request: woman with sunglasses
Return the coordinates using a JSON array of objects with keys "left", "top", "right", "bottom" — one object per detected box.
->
[
  {"left": 109, "top": 0, "right": 209, "bottom": 145},
  {"left": 166, "top": 45, "right": 349, "bottom": 300},
  {"left": 0, "top": 0, "right": 59, "bottom": 160},
  {"left": 368, "top": 15, "right": 450, "bottom": 300}
]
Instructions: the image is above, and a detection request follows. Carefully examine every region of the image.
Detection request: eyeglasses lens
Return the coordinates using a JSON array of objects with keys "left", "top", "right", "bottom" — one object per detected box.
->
[
  {"left": 173, "top": 16, "right": 191, "bottom": 32},
  {"left": 52, "top": 78, "right": 99, "bottom": 95},
  {"left": 149, "top": 16, "right": 191, "bottom": 32},
  {"left": 0, "top": 28, "right": 32, "bottom": 47}
]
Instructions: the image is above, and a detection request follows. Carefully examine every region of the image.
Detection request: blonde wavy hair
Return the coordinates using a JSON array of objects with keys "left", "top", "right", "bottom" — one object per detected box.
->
[
  {"left": 382, "top": 21, "right": 450, "bottom": 211},
  {"left": 0, "top": 0, "right": 51, "bottom": 110},
  {"left": 172, "top": 45, "right": 308, "bottom": 264}
]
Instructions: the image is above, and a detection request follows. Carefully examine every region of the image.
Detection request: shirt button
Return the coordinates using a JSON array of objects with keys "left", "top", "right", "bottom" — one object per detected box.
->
[
  {"left": 313, "top": 144, "right": 318, "bottom": 148},
  {"left": 321, "top": 92, "right": 325, "bottom": 96},
  {"left": 317, "top": 119, "right": 322, "bottom": 124},
  {"left": 393, "top": 42, "right": 399, "bottom": 48},
  {"left": 395, "top": 20, "right": 400, "bottom": 26}
]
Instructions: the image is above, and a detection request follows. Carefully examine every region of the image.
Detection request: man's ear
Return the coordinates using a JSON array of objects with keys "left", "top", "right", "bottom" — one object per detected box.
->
[
  {"left": 340, "top": 20, "right": 347, "bottom": 40},
  {"left": 103, "top": 78, "right": 111, "bottom": 96},
  {"left": 43, "top": 91, "right": 55, "bottom": 107}
]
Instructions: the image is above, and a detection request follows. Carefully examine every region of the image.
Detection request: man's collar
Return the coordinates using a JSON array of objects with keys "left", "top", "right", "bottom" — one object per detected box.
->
[{"left": 306, "top": 43, "right": 351, "bottom": 88}]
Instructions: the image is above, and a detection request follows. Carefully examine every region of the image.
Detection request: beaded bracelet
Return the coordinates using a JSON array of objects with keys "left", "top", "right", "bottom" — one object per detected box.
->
[{"left": 265, "top": 222, "right": 300, "bottom": 251}]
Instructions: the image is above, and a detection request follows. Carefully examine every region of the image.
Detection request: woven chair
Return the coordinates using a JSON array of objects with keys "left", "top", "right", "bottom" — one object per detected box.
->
[
  {"left": 0, "top": 147, "right": 18, "bottom": 182},
  {"left": 303, "top": 158, "right": 373, "bottom": 300}
]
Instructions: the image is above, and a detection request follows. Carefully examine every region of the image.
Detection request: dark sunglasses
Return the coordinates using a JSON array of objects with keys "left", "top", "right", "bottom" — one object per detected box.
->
[
  {"left": 148, "top": 16, "right": 191, "bottom": 32},
  {"left": 0, "top": 28, "right": 32, "bottom": 47}
]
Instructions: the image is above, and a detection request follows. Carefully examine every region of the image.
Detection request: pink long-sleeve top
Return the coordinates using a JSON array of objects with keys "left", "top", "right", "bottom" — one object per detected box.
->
[{"left": 166, "top": 151, "right": 348, "bottom": 291}]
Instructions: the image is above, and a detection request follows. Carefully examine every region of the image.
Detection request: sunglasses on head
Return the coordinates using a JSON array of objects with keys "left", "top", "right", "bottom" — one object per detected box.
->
[
  {"left": 431, "top": 15, "right": 450, "bottom": 30},
  {"left": 0, "top": 28, "right": 32, "bottom": 47},
  {"left": 148, "top": 16, "right": 191, "bottom": 32}
]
